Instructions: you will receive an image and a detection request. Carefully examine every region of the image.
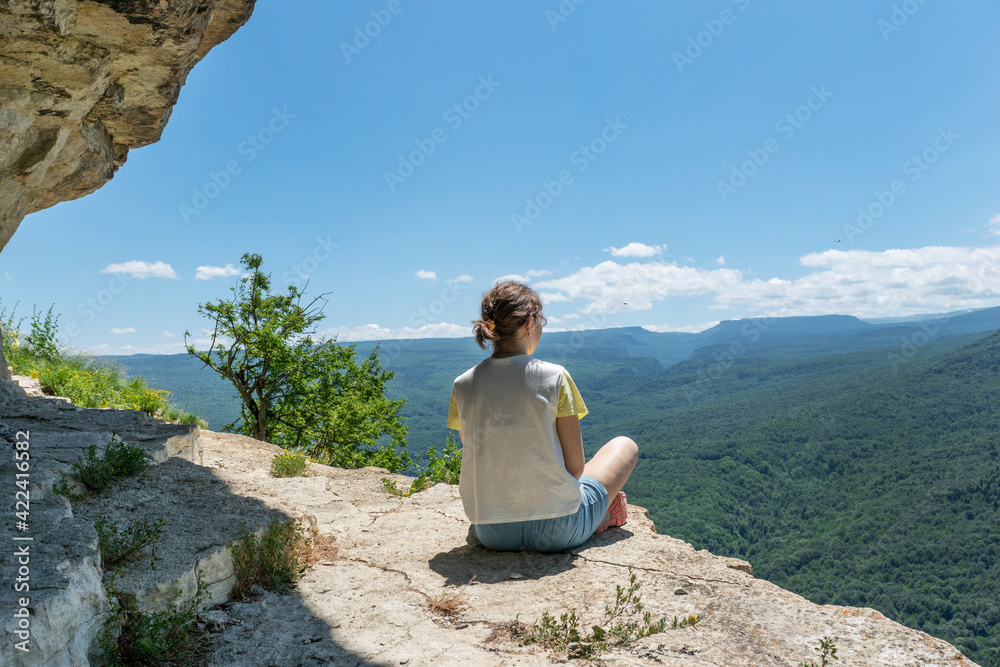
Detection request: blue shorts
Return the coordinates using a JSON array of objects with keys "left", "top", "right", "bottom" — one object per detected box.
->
[{"left": 472, "top": 476, "right": 610, "bottom": 552}]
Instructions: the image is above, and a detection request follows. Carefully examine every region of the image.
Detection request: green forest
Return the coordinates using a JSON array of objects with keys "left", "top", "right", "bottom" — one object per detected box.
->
[
  {"left": 581, "top": 331, "right": 1000, "bottom": 665},
  {"left": 111, "top": 310, "right": 1000, "bottom": 665}
]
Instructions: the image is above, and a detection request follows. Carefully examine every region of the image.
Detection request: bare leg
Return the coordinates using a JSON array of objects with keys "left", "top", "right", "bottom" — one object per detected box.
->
[{"left": 582, "top": 436, "right": 638, "bottom": 500}]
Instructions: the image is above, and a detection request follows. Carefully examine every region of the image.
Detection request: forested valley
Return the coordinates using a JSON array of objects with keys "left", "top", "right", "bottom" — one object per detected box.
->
[{"left": 112, "top": 307, "right": 1000, "bottom": 665}]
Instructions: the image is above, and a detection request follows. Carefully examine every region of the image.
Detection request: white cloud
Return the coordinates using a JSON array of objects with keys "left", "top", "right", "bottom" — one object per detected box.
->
[
  {"left": 604, "top": 242, "right": 667, "bottom": 258},
  {"left": 195, "top": 263, "right": 240, "bottom": 280},
  {"left": 416, "top": 270, "right": 437, "bottom": 281},
  {"left": 109, "top": 327, "right": 136, "bottom": 335},
  {"left": 536, "top": 244, "right": 1000, "bottom": 319},
  {"left": 448, "top": 274, "right": 474, "bottom": 284},
  {"left": 101, "top": 260, "right": 177, "bottom": 279},
  {"left": 989, "top": 214, "right": 1000, "bottom": 236},
  {"left": 493, "top": 274, "right": 530, "bottom": 284},
  {"left": 714, "top": 255, "right": 726, "bottom": 266},
  {"left": 325, "top": 322, "right": 469, "bottom": 342},
  {"left": 163, "top": 330, "right": 177, "bottom": 338},
  {"left": 3, "top": 272, "right": 12, "bottom": 281},
  {"left": 536, "top": 261, "right": 744, "bottom": 314},
  {"left": 538, "top": 291, "right": 571, "bottom": 303}
]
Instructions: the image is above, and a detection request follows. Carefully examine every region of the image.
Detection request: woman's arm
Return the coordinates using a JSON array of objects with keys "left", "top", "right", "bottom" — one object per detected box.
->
[{"left": 556, "top": 415, "right": 585, "bottom": 479}]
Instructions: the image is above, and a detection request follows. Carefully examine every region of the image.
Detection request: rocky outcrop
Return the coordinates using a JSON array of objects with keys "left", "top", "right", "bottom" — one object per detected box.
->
[
  {"left": 0, "top": 0, "right": 257, "bottom": 253},
  {"left": 0, "top": 383, "right": 981, "bottom": 666},
  {"left": 0, "top": 380, "right": 202, "bottom": 666}
]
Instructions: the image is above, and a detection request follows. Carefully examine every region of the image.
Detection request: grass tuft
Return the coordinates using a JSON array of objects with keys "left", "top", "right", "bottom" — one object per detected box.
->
[{"left": 229, "top": 519, "right": 306, "bottom": 599}]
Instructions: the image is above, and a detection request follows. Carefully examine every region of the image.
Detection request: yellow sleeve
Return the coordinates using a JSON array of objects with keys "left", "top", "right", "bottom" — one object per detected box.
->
[
  {"left": 557, "top": 370, "right": 588, "bottom": 419},
  {"left": 447, "top": 386, "right": 462, "bottom": 430}
]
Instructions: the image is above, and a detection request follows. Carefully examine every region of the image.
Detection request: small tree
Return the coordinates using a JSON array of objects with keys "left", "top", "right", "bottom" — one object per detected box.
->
[{"left": 185, "top": 253, "right": 409, "bottom": 471}]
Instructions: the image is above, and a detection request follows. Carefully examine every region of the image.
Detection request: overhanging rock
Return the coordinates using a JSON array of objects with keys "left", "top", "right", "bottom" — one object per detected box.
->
[{"left": 0, "top": 0, "right": 257, "bottom": 253}]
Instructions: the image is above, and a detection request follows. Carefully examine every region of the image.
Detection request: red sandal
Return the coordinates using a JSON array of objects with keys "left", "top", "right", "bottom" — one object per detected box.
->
[{"left": 594, "top": 491, "right": 627, "bottom": 534}]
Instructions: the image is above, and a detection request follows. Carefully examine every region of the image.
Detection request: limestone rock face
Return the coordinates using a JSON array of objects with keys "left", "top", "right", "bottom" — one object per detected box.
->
[
  {"left": 0, "top": 380, "right": 202, "bottom": 665},
  {"left": 0, "top": 0, "right": 257, "bottom": 252}
]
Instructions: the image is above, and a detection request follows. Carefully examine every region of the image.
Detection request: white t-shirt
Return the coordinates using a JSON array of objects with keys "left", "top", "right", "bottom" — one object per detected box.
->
[{"left": 448, "top": 355, "right": 588, "bottom": 524}]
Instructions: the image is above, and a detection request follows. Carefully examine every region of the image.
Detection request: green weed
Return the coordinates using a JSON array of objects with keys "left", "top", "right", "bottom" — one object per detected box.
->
[
  {"left": 513, "top": 567, "right": 696, "bottom": 659},
  {"left": 25, "top": 304, "right": 60, "bottom": 360},
  {"left": 100, "top": 569, "right": 212, "bottom": 666},
  {"left": 270, "top": 450, "right": 310, "bottom": 478},
  {"left": 95, "top": 517, "right": 167, "bottom": 569},
  {"left": 56, "top": 434, "right": 150, "bottom": 497},
  {"left": 229, "top": 519, "right": 306, "bottom": 599},
  {"left": 800, "top": 636, "right": 838, "bottom": 667}
]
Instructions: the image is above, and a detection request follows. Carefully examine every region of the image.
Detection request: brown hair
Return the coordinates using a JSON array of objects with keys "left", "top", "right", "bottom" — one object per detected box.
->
[{"left": 473, "top": 281, "right": 546, "bottom": 350}]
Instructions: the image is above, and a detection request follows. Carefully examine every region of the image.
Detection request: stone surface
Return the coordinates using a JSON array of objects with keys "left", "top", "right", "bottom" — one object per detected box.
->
[
  {"left": 194, "top": 431, "right": 980, "bottom": 667},
  {"left": 0, "top": 380, "right": 201, "bottom": 666},
  {"left": 11, "top": 373, "right": 42, "bottom": 397},
  {"left": 0, "top": 0, "right": 257, "bottom": 252},
  {"left": 0, "top": 387, "right": 983, "bottom": 666}
]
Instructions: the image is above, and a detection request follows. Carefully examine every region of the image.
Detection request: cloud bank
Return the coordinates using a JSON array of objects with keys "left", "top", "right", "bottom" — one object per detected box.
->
[
  {"left": 536, "top": 244, "right": 1000, "bottom": 318},
  {"left": 101, "top": 260, "right": 177, "bottom": 279}
]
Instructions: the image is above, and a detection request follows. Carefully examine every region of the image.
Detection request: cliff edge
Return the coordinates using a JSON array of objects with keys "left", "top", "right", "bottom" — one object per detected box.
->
[{"left": 0, "top": 379, "right": 980, "bottom": 666}]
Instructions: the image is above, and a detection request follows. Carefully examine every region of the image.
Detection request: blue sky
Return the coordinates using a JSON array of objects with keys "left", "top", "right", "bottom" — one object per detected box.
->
[{"left": 2, "top": 0, "right": 999, "bottom": 354}]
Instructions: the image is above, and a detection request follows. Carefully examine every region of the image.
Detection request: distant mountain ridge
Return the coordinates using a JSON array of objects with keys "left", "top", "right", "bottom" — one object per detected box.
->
[
  {"left": 106, "top": 306, "right": 1000, "bottom": 664},
  {"left": 107, "top": 305, "right": 1000, "bottom": 443}
]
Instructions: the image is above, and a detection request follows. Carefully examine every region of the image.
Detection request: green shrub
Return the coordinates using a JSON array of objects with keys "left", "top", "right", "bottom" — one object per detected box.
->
[
  {"left": 104, "top": 434, "right": 152, "bottom": 477},
  {"left": 100, "top": 569, "right": 211, "bottom": 666},
  {"left": 229, "top": 519, "right": 305, "bottom": 599},
  {"left": 800, "top": 636, "right": 838, "bottom": 667},
  {"left": 71, "top": 444, "right": 115, "bottom": 492},
  {"left": 25, "top": 305, "right": 60, "bottom": 360},
  {"left": 96, "top": 517, "right": 166, "bottom": 569},
  {"left": 270, "top": 450, "right": 310, "bottom": 478},
  {"left": 57, "top": 434, "right": 150, "bottom": 496}
]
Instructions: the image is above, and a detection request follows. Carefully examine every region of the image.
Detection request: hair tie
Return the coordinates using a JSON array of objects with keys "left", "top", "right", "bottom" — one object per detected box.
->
[{"left": 485, "top": 320, "right": 495, "bottom": 332}]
